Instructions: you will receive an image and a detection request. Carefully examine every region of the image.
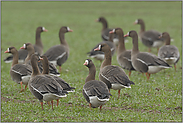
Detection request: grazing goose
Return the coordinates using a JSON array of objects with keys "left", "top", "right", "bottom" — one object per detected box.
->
[
  {"left": 83, "top": 59, "right": 112, "bottom": 111},
  {"left": 20, "top": 43, "right": 60, "bottom": 76},
  {"left": 4, "top": 47, "right": 32, "bottom": 92},
  {"left": 87, "top": 33, "right": 116, "bottom": 62},
  {"left": 134, "top": 19, "right": 165, "bottom": 52},
  {"left": 40, "top": 55, "right": 75, "bottom": 105},
  {"left": 28, "top": 54, "right": 67, "bottom": 110},
  {"left": 158, "top": 32, "right": 180, "bottom": 71},
  {"left": 4, "top": 26, "right": 48, "bottom": 63},
  {"left": 124, "top": 30, "right": 171, "bottom": 80},
  {"left": 43, "top": 26, "right": 73, "bottom": 73},
  {"left": 109, "top": 28, "right": 135, "bottom": 77},
  {"left": 94, "top": 44, "right": 135, "bottom": 99}
]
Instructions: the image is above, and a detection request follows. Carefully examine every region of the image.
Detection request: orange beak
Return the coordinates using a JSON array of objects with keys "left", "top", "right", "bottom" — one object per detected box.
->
[
  {"left": 94, "top": 47, "right": 100, "bottom": 51},
  {"left": 20, "top": 46, "right": 25, "bottom": 49},
  {"left": 124, "top": 34, "right": 129, "bottom": 37},
  {"left": 109, "top": 30, "right": 114, "bottom": 34},
  {"left": 43, "top": 29, "right": 48, "bottom": 32},
  {"left": 83, "top": 62, "right": 88, "bottom": 66},
  {"left": 4, "top": 50, "right": 9, "bottom": 53}
]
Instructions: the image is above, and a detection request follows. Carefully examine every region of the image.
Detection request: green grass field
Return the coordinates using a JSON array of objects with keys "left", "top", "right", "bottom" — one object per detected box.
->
[{"left": 1, "top": 1, "right": 182, "bottom": 122}]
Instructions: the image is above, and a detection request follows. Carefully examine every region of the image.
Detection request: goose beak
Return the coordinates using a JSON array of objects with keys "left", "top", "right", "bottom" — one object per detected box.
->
[
  {"left": 159, "top": 35, "right": 162, "bottom": 38},
  {"left": 20, "top": 46, "right": 25, "bottom": 49},
  {"left": 133, "top": 22, "right": 137, "bottom": 25},
  {"left": 94, "top": 47, "right": 100, "bottom": 51},
  {"left": 95, "top": 19, "right": 99, "bottom": 22},
  {"left": 68, "top": 29, "right": 73, "bottom": 32},
  {"left": 124, "top": 34, "right": 129, "bottom": 37},
  {"left": 109, "top": 31, "right": 114, "bottom": 34},
  {"left": 4, "top": 50, "right": 9, "bottom": 53},
  {"left": 83, "top": 62, "right": 88, "bottom": 66},
  {"left": 43, "top": 29, "right": 48, "bottom": 32}
]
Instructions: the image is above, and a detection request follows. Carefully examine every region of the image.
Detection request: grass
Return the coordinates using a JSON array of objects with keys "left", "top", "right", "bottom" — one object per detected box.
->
[{"left": 1, "top": 1, "right": 182, "bottom": 122}]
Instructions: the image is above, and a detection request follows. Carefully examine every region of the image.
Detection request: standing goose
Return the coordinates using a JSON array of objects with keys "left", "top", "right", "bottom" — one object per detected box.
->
[
  {"left": 124, "top": 30, "right": 171, "bottom": 80},
  {"left": 4, "top": 47, "right": 32, "bottom": 92},
  {"left": 29, "top": 54, "right": 67, "bottom": 110},
  {"left": 134, "top": 19, "right": 165, "bottom": 52},
  {"left": 109, "top": 28, "right": 135, "bottom": 77},
  {"left": 158, "top": 32, "right": 180, "bottom": 71},
  {"left": 20, "top": 43, "right": 60, "bottom": 76},
  {"left": 87, "top": 32, "right": 116, "bottom": 62},
  {"left": 94, "top": 44, "right": 135, "bottom": 99},
  {"left": 4, "top": 26, "right": 48, "bottom": 63},
  {"left": 83, "top": 59, "right": 112, "bottom": 111},
  {"left": 43, "top": 26, "right": 73, "bottom": 73},
  {"left": 40, "top": 55, "right": 75, "bottom": 106}
]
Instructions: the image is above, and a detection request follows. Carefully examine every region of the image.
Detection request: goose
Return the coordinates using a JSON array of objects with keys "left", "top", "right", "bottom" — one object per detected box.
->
[
  {"left": 20, "top": 43, "right": 60, "bottom": 76},
  {"left": 4, "top": 26, "right": 47, "bottom": 63},
  {"left": 94, "top": 44, "right": 135, "bottom": 99},
  {"left": 109, "top": 28, "right": 135, "bottom": 77},
  {"left": 87, "top": 32, "right": 116, "bottom": 62},
  {"left": 28, "top": 54, "right": 67, "bottom": 110},
  {"left": 40, "top": 55, "right": 75, "bottom": 106},
  {"left": 134, "top": 19, "right": 165, "bottom": 52},
  {"left": 4, "top": 47, "right": 32, "bottom": 92},
  {"left": 83, "top": 59, "right": 112, "bottom": 111},
  {"left": 124, "top": 30, "right": 171, "bottom": 80},
  {"left": 43, "top": 26, "right": 73, "bottom": 73},
  {"left": 158, "top": 32, "right": 180, "bottom": 71}
]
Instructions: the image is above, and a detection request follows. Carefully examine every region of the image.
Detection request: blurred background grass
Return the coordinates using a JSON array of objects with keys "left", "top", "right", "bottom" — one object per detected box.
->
[{"left": 1, "top": 1, "right": 182, "bottom": 122}]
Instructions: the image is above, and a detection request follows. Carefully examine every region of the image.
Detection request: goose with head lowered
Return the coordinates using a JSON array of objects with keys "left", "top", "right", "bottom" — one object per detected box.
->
[
  {"left": 158, "top": 32, "right": 180, "bottom": 71},
  {"left": 83, "top": 59, "right": 112, "bottom": 111},
  {"left": 87, "top": 32, "right": 116, "bottom": 62},
  {"left": 40, "top": 55, "right": 75, "bottom": 106},
  {"left": 4, "top": 26, "right": 48, "bottom": 64},
  {"left": 109, "top": 28, "right": 135, "bottom": 77},
  {"left": 94, "top": 43, "right": 135, "bottom": 99},
  {"left": 124, "top": 30, "right": 171, "bottom": 80},
  {"left": 28, "top": 54, "right": 68, "bottom": 110},
  {"left": 20, "top": 43, "right": 60, "bottom": 76},
  {"left": 4, "top": 47, "right": 32, "bottom": 92},
  {"left": 43, "top": 26, "right": 73, "bottom": 73},
  {"left": 134, "top": 19, "right": 165, "bottom": 52}
]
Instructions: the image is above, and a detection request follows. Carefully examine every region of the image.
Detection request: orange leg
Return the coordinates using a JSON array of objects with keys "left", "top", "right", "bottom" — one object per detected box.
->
[
  {"left": 174, "top": 64, "right": 177, "bottom": 71},
  {"left": 24, "top": 85, "right": 27, "bottom": 91},
  {"left": 118, "top": 90, "right": 121, "bottom": 99},
  {"left": 157, "top": 47, "right": 159, "bottom": 52},
  {"left": 146, "top": 73, "right": 151, "bottom": 81},
  {"left": 51, "top": 100, "right": 54, "bottom": 110},
  {"left": 57, "top": 99, "right": 59, "bottom": 106},
  {"left": 20, "top": 82, "right": 24, "bottom": 92},
  {"left": 129, "top": 71, "right": 131, "bottom": 77},
  {"left": 89, "top": 103, "right": 91, "bottom": 110},
  {"left": 99, "top": 105, "right": 102, "bottom": 111},
  {"left": 41, "top": 102, "right": 44, "bottom": 110}
]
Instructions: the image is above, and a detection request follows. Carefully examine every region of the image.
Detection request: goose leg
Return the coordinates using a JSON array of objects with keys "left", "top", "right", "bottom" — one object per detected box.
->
[
  {"left": 47, "top": 101, "right": 51, "bottom": 106},
  {"left": 57, "top": 99, "right": 59, "bottom": 106},
  {"left": 59, "top": 66, "right": 62, "bottom": 73},
  {"left": 20, "top": 82, "right": 24, "bottom": 92},
  {"left": 157, "top": 47, "right": 159, "bottom": 52},
  {"left": 99, "top": 105, "right": 102, "bottom": 111},
  {"left": 146, "top": 73, "right": 150, "bottom": 80},
  {"left": 41, "top": 102, "right": 44, "bottom": 110},
  {"left": 89, "top": 103, "right": 91, "bottom": 110},
  {"left": 174, "top": 64, "right": 177, "bottom": 71},
  {"left": 129, "top": 71, "right": 131, "bottom": 77},
  {"left": 24, "top": 85, "right": 27, "bottom": 91},
  {"left": 51, "top": 100, "right": 54, "bottom": 110},
  {"left": 118, "top": 90, "right": 121, "bottom": 99}
]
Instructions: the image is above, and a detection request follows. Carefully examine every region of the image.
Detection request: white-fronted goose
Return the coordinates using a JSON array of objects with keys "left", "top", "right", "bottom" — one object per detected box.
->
[
  {"left": 4, "top": 26, "right": 48, "bottom": 63},
  {"left": 94, "top": 44, "right": 135, "bottom": 99},
  {"left": 124, "top": 30, "right": 171, "bottom": 80},
  {"left": 134, "top": 19, "right": 165, "bottom": 52},
  {"left": 87, "top": 33, "right": 116, "bottom": 62},
  {"left": 83, "top": 59, "right": 112, "bottom": 111},
  {"left": 96, "top": 17, "right": 119, "bottom": 46},
  {"left": 28, "top": 54, "right": 67, "bottom": 110},
  {"left": 41, "top": 55, "right": 75, "bottom": 93},
  {"left": 109, "top": 28, "right": 135, "bottom": 77},
  {"left": 4, "top": 47, "right": 32, "bottom": 92},
  {"left": 20, "top": 43, "right": 60, "bottom": 76},
  {"left": 158, "top": 32, "right": 180, "bottom": 71},
  {"left": 43, "top": 26, "right": 73, "bottom": 72}
]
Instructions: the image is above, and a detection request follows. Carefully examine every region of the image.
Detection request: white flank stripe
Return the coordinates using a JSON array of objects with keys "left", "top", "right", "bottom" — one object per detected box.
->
[
  {"left": 100, "top": 73, "right": 110, "bottom": 81},
  {"left": 137, "top": 58, "right": 147, "bottom": 65},
  {"left": 56, "top": 52, "right": 66, "bottom": 60},
  {"left": 11, "top": 69, "right": 24, "bottom": 75}
]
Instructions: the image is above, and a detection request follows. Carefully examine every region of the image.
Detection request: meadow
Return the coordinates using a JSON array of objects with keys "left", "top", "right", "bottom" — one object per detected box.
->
[{"left": 1, "top": 1, "right": 182, "bottom": 122}]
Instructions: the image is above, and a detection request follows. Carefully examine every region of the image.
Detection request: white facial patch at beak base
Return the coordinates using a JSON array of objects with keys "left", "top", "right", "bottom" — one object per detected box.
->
[
  {"left": 42, "top": 27, "right": 45, "bottom": 31},
  {"left": 98, "top": 45, "right": 101, "bottom": 50},
  {"left": 7, "top": 48, "right": 10, "bottom": 52},
  {"left": 23, "top": 44, "right": 26, "bottom": 48},
  {"left": 127, "top": 32, "right": 130, "bottom": 36},
  {"left": 67, "top": 27, "right": 70, "bottom": 31},
  {"left": 85, "top": 60, "right": 89, "bottom": 65},
  {"left": 135, "top": 19, "right": 138, "bottom": 24},
  {"left": 112, "top": 29, "right": 115, "bottom": 33}
]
